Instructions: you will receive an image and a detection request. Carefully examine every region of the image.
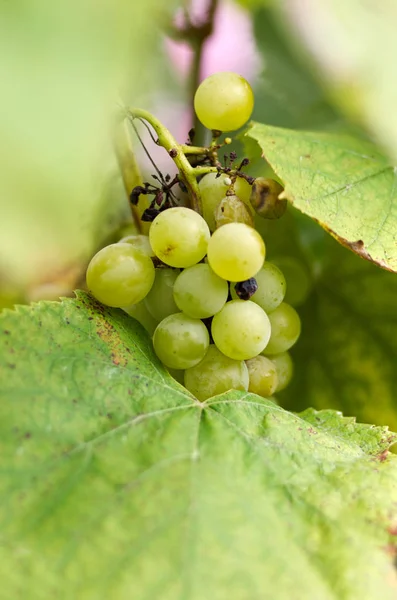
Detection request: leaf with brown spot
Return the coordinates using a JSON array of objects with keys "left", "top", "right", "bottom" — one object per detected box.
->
[
  {"left": 247, "top": 123, "right": 397, "bottom": 271},
  {"left": 0, "top": 292, "right": 397, "bottom": 599}
]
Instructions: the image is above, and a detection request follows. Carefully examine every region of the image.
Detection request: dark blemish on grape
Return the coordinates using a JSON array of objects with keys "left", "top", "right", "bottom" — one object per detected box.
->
[
  {"left": 3, "top": 330, "right": 10, "bottom": 335},
  {"left": 169, "top": 148, "right": 178, "bottom": 158},
  {"left": 107, "top": 413, "right": 113, "bottom": 419},
  {"left": 72, "top": 399, "right": 78, "bottom": 404},
  {"left": 24, "top": 432, "right": 31, "bottom": 439},
  {"left": 234, "top": 278, "right": 258, "bottom": 300},
  {"left": 8, "top": 364, "right": 15, "bottom": 369},
  {"left": 88, "top": 317, "right": 93, "bottom": 321}
]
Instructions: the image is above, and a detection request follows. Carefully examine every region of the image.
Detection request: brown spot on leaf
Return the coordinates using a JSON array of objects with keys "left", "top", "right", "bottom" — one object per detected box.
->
[
  {"left": 307, "top": 216, "right": 395, "bottom": 272},
  {"left": 378, "top": 449, "right": 389, "bottom": 462}
]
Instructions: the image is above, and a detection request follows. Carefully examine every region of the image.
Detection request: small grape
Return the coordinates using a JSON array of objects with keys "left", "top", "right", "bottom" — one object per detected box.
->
[
  {"left": 144, "top": 268, "right": 179, "bottom": 322},
  {"left": 214, "top": 195, "right": 254, "bottom": 229},
  {"left": 273, "top": 257, "right": 312, "bottom": 307},
  {"left": 86, "top": 243, "right": 155, "bottom": 308},
  {"left": 199, "top": 172, "right": 253, "bottom": 232},
  {"left": 211, "top": 300, "right": 271, "bottom": 360},
  {"left": 122, "top": 301, "right": 158, "bottom": 336},
  {"left": 264, "top": 302, "right": 301, "bottom": 354},
  {"left": 232, "top": 262, "right": 286, "bottom": 312},
  {"left": 194, "top": 72, "right": 254, "bottom": 131},
  {"left": 118, "top": 234, "right": 154, "bottom": 257},
  {"left": 207, "top": 223, "right": 265, "bottom": 281},
  {"left": 153, "top": 313, "right": 209, "bottom": 370},
  {"left": 173, "top": 263, "right": 228, "bottom": 319},
  {"left": 270, "top": 352, "right": 294, "bottom": 392},
  {"left": 149, "top": 207, "right": 210, "bottom": 268},
  {"left": 245, "top": 356, "right": 278, "bottom": 397},
  {"left": 184, "top": 345, "right": 249, "bottom": 401}
]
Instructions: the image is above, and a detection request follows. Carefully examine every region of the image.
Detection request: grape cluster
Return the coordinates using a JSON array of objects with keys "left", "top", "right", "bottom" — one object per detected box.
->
[
  {"left": 86, "top": 71, "right": 301, "bottom": 401},
  {"left": 86, "top": 204, "right": 300, "bottom": 401}
]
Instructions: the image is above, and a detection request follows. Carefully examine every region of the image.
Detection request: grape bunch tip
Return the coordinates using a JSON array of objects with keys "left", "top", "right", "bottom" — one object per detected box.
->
[{"left": 86, "top": 72, "right": 301, "bottom": 402}]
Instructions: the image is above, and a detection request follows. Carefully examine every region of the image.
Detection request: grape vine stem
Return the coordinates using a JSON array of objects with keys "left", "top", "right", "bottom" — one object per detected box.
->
[{"left": 127, "top": 107, "right": 208, "bottom": 214}]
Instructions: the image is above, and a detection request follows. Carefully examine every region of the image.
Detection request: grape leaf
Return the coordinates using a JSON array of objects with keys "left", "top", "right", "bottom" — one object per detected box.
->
[
  {"left": 1, "top": 293, "right": 397, "bottom": 599},
  {"left": 273, "top": 0, "right": 397, "bottom": 161},
  {"left": 247, "top": 123, "right": 397, "bottom": 272}
]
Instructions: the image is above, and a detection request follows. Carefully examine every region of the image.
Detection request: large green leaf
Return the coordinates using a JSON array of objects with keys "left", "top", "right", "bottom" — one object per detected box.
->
[
  {"left": 273, "top": 0, "right": 397, "bottom": 161},
  {"left": 1, "top": 292, "right": 397, "bottom": 599},
  {"left": 248, "top": 123, "right": 397, "bottom": 272}
]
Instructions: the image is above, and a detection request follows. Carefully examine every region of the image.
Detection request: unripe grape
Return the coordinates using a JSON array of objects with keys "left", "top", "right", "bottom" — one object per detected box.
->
[
  {"left": 199, "top": 172, "right": 253, "bottom": 232},
  {"left": 144, "top": 268, "right": 179, "bottom": 322},
  {"left": 250, "top": 178, "right": 287, "bottom": 220},
  {"left": 194, "top": 72, "right": 254, "bottom": 131},
  {"left": 270, "top": 352, "right": 294, "bottom": 392},
  {"left": 122, "top": 301, "right": 158, "bottom": 336},
  {"left": 231, "top": 262, "right": 286, "bottom": 313},
  {"left": 173, "top": 263, "right": 228, "bottom": 319},
  {"left": 118, "top": 234, "right": 154, "bottom": 257},
  {"left": 264, "top": 302, "right": 301, "bottom": 354},
  {"left": 149, "top": 207, "right": 210, "bottom": 268},
  {"left": 207, "top": 222, "right": 265, "bottom": 281},
  {"left": 214, "top": 195, "right": 254, "bottom": 228},
  {"left": 184, "top": 345, "right": 249, "bottom": 401},
  {"left": 86, "top": 243, "right": 155, "bottom": 308},
  {"left": 246, "top": 356, "right": 278, "bottom": 397},
  {"left": 212, "top": 300, "right": 271, "bottom": 360},
  {"left": 153, "top": 313, "right": 209, "bottom": 370}
]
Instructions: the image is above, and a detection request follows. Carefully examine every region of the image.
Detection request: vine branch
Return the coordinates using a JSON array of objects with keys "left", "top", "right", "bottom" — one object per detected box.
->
[{"left": 126, "top": 108, "right": 204, "bottom": 214}]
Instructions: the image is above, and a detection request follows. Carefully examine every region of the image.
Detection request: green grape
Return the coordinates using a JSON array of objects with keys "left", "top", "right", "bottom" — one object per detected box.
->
[
  {"left": 264, "top": 302, "right": 301, "bottom": 355},
  {"left": 273, "top": 257, "right": 312, "bottom": 307},
  {"left": 207, "top": 222, "right": 265, "bottom": 281},
  {"left": 118, "top": 234, "right": 154, "bottom": 257},
  {"left": 122, "top": 301, "right": 158, "bottom": 336},
  {"left": 86, "top": 243, "right": 155, "bottom": 308},
  {"left": 211, "top": 300, "right": 271, "bottom": 360},
  {"left": 166, "top": 368, "right": 185, "bottom": 385},
  {"left": 245, "top": 355, "right": 278, "bottom": 397},
  {"left": 199, "top": 172, "right": 253, "bottom": 232},
  {"left": 184, "top": 345, "right": 249, "bottom": 401},
  {"left": 231, "top": 262, "right": 286, "bottom": 312},
  {"left": 144, "top": 267, "right": 179, "bottom": 321},
  {"left": 153, "top": 312, "right": 209, "bottom": 370},
  {"left": 214, "top": 195, "right": 254, "bottom": 228},
  {"left": 149, "top": 207, "right": 210, "bottom": 268},
  {"left": 173, "top": 263, "right": 228, "bottom": 319},
  {"left": 194, "top": 72, "right": 254, "bottom": 131},
  {"left": 270, "top": 352, "right": 294, "bottom": 392}
]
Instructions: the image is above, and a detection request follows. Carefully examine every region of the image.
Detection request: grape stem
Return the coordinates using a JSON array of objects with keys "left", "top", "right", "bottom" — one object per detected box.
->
[{"left": 126, "top": 108, "right": 204, "bottom": 214}]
